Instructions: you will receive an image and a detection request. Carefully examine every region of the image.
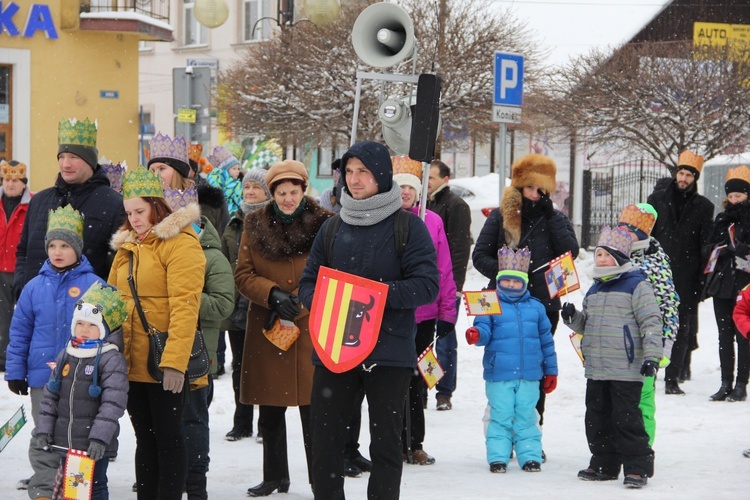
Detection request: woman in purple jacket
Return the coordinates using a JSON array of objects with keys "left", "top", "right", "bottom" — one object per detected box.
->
[{"left": 394, "top": 172, "right": 457, "bottom": 465}]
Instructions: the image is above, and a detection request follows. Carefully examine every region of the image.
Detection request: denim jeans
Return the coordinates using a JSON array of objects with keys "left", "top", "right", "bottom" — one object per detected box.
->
[{"left": 435, "top": 297, "right": 460, "bottom": 399}]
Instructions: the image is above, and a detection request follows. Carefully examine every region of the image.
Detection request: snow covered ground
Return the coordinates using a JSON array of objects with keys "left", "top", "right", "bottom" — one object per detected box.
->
[{"left": 1, "top": 250, "right": 748, "bottom": 499}]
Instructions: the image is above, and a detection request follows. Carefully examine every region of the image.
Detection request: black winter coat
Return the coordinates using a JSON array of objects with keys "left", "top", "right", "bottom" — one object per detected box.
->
[
  {"left": 426, "top": 186, "right": 472, "bottom": 291},
  {"left": 648, "top": 180, "right": 714, "bottom": 309},
  {"left": 702, "top": 202, "right": 750, "bottom": 300},
  {"left": 14, "top": 169, "right": 126, "bottom": 297},
  {"left": 472, "top": 201, "right": 579, "bottom": 312},
  {"left": 299, "top": 210, "right": 440, "bottom": 369}
]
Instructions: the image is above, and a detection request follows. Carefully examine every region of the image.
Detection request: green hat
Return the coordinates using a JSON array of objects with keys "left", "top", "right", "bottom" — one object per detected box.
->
[
  {"left": 58, "top": 117, "right": 98, "bottom": 170},
  {"left": 72, "top": 283, "right": 128, "bottom": 339},
  {"left": 46, "top": 205, "right": 84, "bottom": 258},
  {"left": 122, "top": 166, "right": 164, "bottom": 200}
]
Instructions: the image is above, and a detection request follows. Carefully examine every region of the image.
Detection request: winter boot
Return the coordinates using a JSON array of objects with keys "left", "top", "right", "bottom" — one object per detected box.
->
[
  {"left": 522, "top": 461, "right": 541, "bottom": 472},
  {"left": 665, "top": 380, "right": 685, "bottom": 395},
  {"left": 577, "top": 468, "right": 618, "bottom": 481},
  {"left": 489, "top": 462, "right": 507, "bottom": 473},
  {"left": 727, "top": 384, "right": 747, "bottom": 402},
  {"left": 185, "top": 473, "right": 208, "bottom": 500},
  {"left": 623, "top": 474, "right": 648, "bottom": 488},
  {"left": 709, "top": 382, "right": 733, "bottom": 401}
]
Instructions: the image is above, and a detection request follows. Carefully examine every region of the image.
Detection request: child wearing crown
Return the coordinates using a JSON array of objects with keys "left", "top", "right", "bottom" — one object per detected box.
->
[
  {"left": 465, "top": 246, "right": 557, "bottom": 474},
  {"left": 34, "top": 282, "right": 129, "bottom": 500},
  {"left": 6, "top": 205, "right": 106, "bottom": 499},
  {"left": 561, "top": 226, "right": 662, "bottom": 489}
]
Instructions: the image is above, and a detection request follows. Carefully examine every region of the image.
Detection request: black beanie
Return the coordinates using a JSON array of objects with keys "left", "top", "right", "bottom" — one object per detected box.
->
[
  {"left": 341, "top": 141, "right": 393, "bottom": 195},
  {"left": 725, "top": 178, "right": 750, "bottom": 195},
  {"left": 58, "top": 144, "right": 98, "bottom": 171},
  {"left": 148, "top": 156, "right": 191, "bottom": 179}
]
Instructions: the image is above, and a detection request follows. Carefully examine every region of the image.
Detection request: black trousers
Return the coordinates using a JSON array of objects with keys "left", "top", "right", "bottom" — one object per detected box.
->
[
  {"left": 536, "top": 310, "right": 559, "bottom": 425},
  {"left": 311, "top": 365, "right": 411, "bottom": 500},
  {"left": 665, "top": 307, "right": 692, "bottom": 383},
  {"left": 258, "top": 405, "right": 312, "bottom": 484},
  {"left": 585, "top": 379, "right": 654, "bottom": 478},
  {"left": 712, "top": 297, "right": 750, "bottom": 385},
  {"left": 402, "top": 319, "right": 436, "bottom": 453},
  {"left": 128, "top": 381, "right": 188, "bottom": 500},
  {"left": 228, "top": 329, "right": 254, "bottom": 432}
]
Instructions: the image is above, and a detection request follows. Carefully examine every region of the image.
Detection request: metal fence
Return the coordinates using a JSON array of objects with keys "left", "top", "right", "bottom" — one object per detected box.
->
[{"left": 581, "top": 159, "right": 671, "bottom": 248}]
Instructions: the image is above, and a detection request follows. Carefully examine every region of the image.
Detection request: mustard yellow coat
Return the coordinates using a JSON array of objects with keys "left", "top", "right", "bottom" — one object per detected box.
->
[{"left": 108, "top": 204, "right": 206, "bottom": 386}]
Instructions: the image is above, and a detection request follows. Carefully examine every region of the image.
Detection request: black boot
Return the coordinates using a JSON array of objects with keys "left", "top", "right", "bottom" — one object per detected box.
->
[
  {"left": 665, "top": 380, "right": 685, "bottom": 395},
  {"left": 247, "top": 478, "right": 290, "bottom": 497},
  {"left": 727, "top": 384, "right": 747, "bottom": 402},
  {"left": 185, "top": 473, "right": 208, "bottom": 500},
  {"left": 709, "top": 382, "right": 733, "bottom": 401}
]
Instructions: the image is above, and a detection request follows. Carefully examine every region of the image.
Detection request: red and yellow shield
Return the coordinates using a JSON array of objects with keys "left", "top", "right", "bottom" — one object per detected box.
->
[{"left": 309, "top": 267, "right": 389, "bottom": 373}]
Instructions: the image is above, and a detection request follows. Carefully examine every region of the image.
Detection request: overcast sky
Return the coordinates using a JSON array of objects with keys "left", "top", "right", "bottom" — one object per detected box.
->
[{"left": 490, "top": 0, "right": 670, "bottom": 65}]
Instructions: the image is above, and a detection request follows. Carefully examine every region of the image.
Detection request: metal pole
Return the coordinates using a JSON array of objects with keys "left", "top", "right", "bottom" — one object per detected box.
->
[
  {"left": 350, "top": 75, "right": 363, "bottom": 146},
  {"left": 419, "top": 161, "right": 429, "bottom": 220},
  {"left": 498, "top": 123, "right": 507, "bottom": 205},
  {"left": 185, "top": 69, "right": 193, "bottom": 141}
]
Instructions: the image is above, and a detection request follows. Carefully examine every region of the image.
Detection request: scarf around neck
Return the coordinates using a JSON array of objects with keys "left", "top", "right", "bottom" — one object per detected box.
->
[
  {"left": 340, "top": 183, "right": 403, "bottom": 226},
  {"left": 241, "top": 199, "right": 270, "bottom": 215},
  {"left": 593, "top": 261, "right": 633, "bottom": 280}
]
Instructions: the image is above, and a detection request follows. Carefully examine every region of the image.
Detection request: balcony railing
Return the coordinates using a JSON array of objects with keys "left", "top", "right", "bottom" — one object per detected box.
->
[{"left": 81, "top": 0, "right": 170, "bottom": 22}]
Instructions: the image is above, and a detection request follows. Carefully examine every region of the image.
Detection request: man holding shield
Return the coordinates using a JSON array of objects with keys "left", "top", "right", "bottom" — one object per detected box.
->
[{"left": 299, "top": 140, "right": 439, "bottom": 500}]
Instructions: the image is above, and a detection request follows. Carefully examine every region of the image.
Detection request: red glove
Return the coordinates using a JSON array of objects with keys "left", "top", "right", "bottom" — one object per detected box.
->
[
  {"left": 465, "top": 327, "right": 479, "bottom": 345},
  {"left": 542, "top": 375, "right": 557, "bottom": 394}
]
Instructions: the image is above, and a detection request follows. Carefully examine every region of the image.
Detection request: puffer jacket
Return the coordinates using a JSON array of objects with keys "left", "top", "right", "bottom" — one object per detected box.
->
[
  {"left": 197, "top": 214, "right": 234, "bottom": 375},
  {"left": 35, "top": 328, "right": 128, "bottom": 458},
  {"left": 565, "top": 268, "right": 663, "bottom": 382},
  {"left": 5, "top": 256, "right": 104, "bottom": 387},
  {"left": 14, "top": 168, "right": 125, "bottom": 296},
  {"left": 108, "top": 204, "right": 206, "bottom": 385},
  {"left": 473, "top": 290, "right": 557, "bottom": 382},
  {"left": 0, "top": 186, "right": 32, "bottom": 272},
  {"left": 411, "top": 207, "right": 457, "bottom": 324},
  {"left": 426, "top": 183, "right": 472, "bottom": 290}
]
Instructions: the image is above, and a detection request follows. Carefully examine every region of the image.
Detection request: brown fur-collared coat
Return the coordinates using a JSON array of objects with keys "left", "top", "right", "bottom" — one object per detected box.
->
[{"left": 235, "top": 197, "right": 331, "bottom": 407}]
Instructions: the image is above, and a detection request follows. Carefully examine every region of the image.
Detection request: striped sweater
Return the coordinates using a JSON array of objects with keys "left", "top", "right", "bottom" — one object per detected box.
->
[{"left": 566, "top": 268, "right": 662, "bottom": 382}]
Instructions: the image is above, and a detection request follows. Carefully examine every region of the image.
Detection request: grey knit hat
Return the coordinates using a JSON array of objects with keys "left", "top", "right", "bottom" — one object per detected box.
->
[{"left": 243, "top": 168, "right": 272, "bottom": 200}]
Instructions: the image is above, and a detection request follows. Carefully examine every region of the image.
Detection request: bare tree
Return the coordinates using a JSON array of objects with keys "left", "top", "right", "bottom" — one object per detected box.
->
[
  {"left": 217, "top": 0, "right": 545, "bottom": 150},
  {"left": 535, "top": 41, "right": 750, "bottom": 169}
]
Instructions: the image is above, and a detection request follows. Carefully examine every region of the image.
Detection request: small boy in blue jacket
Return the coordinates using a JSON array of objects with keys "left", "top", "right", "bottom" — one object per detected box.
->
[{"left": 466, "top": 246, "right": 558, "bottom": 473}]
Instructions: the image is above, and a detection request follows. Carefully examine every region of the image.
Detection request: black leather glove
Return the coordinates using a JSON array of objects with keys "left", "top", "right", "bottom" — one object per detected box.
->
[
  {"left": 561, "top": 303, "right": 576, "bottom": 322},
  {"left": 264, "top": 309, "right": 279, "bottom": 331},
  {"left": 36, "top": 433, "right": 53, "bottom": 449},
  {"left": 640, "top": 359, "right": 659, "bottom": 377},
  {"left": 87, "top": 440, "right": 107, "bottom": 461},
  {"left": 436, "top": 320, "right": 454, "bottom": 339},
  {"left": 269, "top": 288, "right": 300, "bottom": 321},
  {"left": 8, "top": 380, "right": 28, "bottom": 395},
  {"left": 537, "top": 190, "right": 555, "bottom": 218},
  {"left": 736, "top": 242, "right": 750, "bottom": 258}
]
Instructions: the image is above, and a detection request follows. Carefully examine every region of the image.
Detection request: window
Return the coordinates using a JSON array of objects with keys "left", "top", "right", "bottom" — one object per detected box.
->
[
  {"left": 183, "top": 1, "right": 208, "bottom": 47},
  {"left": 243, "top": 0, "right": 272, "bottom": 42},
  {"left": 138, "top": 40, "right": 154, "bottom": 52}
]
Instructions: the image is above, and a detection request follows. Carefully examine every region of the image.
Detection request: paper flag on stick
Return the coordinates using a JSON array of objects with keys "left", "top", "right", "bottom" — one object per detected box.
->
[
  {"left": 545, "top": 251, "right": 580, "bottom": 299},
  {"left": 704, "top": 246, "right": 724, "bottom": 274},
  {"left": 63, "top": 448, "right": 95, "bottom": 500},
  {"left": 417, "top": 345, "right": 444, "bottom": 389},
  {"left": 569, "top": 332, "right": 585, "bottom": 367},
  {"left": 462, "top": 291, "right": 502, "bottom": 316},
  {"left": 0, "top": 405, "right": 27, "bottom": 452}
]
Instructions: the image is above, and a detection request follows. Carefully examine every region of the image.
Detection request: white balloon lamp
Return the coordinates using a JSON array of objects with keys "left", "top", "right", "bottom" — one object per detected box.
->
[{"left": 194, "top": 0, "right": 229, "bottom": 29}]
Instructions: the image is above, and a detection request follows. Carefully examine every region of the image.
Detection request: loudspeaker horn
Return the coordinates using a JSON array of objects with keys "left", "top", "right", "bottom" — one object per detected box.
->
[{"left": 351, "top": 3, "right": 415, "bottom": 68}]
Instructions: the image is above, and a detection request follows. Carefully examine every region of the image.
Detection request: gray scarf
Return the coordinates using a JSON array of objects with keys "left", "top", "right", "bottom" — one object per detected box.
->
[
  {"left": 241, "top": 199, "right": 270, "bottom": 215},
  {"left": 340, "top": 183, "right": 403, "bottom": 226},
  {"left": 593, "top": 261, "right": 634, "bottom": 280}
]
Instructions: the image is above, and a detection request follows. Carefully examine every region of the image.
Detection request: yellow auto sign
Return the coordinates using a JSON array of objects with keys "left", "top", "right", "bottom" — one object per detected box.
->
[{"left": 694, "top": 22, "right": 750, "bottom": 63}]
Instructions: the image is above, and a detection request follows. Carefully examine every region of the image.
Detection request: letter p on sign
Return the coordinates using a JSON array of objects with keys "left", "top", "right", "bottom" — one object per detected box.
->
[{"left": 494, "top": 52, "right": 524, "bottom": 107}]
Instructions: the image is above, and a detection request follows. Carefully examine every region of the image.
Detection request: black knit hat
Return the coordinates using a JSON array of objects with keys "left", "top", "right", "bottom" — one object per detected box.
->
[{"left": 341, "top": 141, "right": 393, "bottom": 195}]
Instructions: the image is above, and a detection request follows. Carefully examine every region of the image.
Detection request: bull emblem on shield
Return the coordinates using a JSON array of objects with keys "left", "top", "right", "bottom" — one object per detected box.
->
[{"left": 342, "top": 295, "right": 376, "bottom": 347}]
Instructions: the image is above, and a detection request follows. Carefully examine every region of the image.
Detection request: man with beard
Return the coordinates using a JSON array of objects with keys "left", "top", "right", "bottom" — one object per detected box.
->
[{"left": 647, "top": 150, "right": 714, "bottom": 395}]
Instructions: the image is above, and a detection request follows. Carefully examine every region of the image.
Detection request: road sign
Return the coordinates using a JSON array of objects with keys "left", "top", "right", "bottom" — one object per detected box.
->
[
  {"left": 494, "top": 52, "right": 524, "bottom": 107},
  {"left": 492, "top": 105, "right": 522, "bottom": 124},
  {"left": 178, "top": 108, "right": 197, "bottom": 123}
]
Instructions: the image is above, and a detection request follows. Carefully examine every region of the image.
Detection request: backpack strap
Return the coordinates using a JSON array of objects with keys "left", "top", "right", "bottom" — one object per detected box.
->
[
  {"left": 325, "top": 210, "right": 411, "bottom": 262},
  {"left": 324, "top": 214, "right": 343, "bottom": 264}
]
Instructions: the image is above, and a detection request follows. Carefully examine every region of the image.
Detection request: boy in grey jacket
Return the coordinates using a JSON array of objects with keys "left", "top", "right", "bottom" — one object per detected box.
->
[
  {"left": 561, "top": 226, "right": 661, "bottom": 489},
  {"left": 35, "top": 283, "right": 129, "bottom": 500}
]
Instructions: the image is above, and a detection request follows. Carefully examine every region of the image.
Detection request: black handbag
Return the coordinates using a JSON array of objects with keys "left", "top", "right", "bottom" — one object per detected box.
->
[{"left": 128, "top": 254, "right": 210, "bottom": 382}]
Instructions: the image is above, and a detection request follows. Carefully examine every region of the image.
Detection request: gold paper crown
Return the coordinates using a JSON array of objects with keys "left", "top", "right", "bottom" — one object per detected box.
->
[
  {"left": 47, "top": 205, "right": 84, "bottom": 239},
  {"left": 164, "top": 185, "right": 199, "bottom": 212},
  {"left": 618, "top": 204, "right": 656, "bottom": 236},
  {"left": 122, "top": 166, "right": 164, "bottom": 200},
  {"left": 78, "top": 283, "right": 128, "bottom": 331},
  {"left": 391, "top": 156, "right": 423, "bottom": 178},
  {"left": 58, "top": 117, "right": 97, "bottom": 147},
  {"left": 0, "top": 160, "right": 26, "bottom": 179},
  {"left": 222, "top": 141, "right": 244, "bottom": 161},
  {"left": 188, "top": 143, "right": 203, "bottom": 163},
  {"left": 677, "top": 150, "right": 704, "bottom": 173},
  {"left": 597, "top": 226, "right": 633, "bottom": 256},
  {"left": 497, "top": 246, "right": 531, "bottom": 273},
  {"left": 726, "top": 165, "right": 750, "bottom": 185}
]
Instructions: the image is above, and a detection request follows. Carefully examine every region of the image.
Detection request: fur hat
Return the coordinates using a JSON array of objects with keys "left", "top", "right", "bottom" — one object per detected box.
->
[
  {"left": 265, "top": 160, "right": 309, "bottom": 194},
  {"left": 677, "top": 150, "right": 704, "bottom": 180},
  {"left": 243, "top": 168, "right": 272, "bottom": 200},
  {"left": 510, "top": 154, "right": 556, "bottom": 195},
  {"left": 393, "top": 173, "right": 422, "bottom": 201},
  {"left": 596, "top": 226, "right": 632, "bottom": 265},
  {"left": 58, "top": 117, "right": 98, "bottom": 171},
  {"left": 725, "top": 165, "right": 750, "bottom": 195},
  {"left": 46, "top": 205, "right": 84, "bottom": 259},
  {"left": 341, "top": 141, "right": 393, "bottom": 195}
]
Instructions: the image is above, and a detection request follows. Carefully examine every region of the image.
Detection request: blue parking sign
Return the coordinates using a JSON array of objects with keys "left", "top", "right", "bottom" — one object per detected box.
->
[{"left": 494, "top": 52, "right": 524, "bottom": 107}]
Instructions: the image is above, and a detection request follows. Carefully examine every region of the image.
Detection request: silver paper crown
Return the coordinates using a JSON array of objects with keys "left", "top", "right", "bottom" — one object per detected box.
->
[
  {"left": 497, "top": 246, "right": 531, "bottom": 273},
  {"left": 597, "top": 226, "right": 633, "bottom": 256},
  {"left": 149, "top": 132, "right": 189, "bottom": 165},
  {"left": 99, "top": 158, "right": 126, "bottom": 191},
  {"left": 207, "top": 146, "right": 239, "bottom": 171},
  {"left": 164, "top": 185, "right": 199, "bottom": 212}
]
